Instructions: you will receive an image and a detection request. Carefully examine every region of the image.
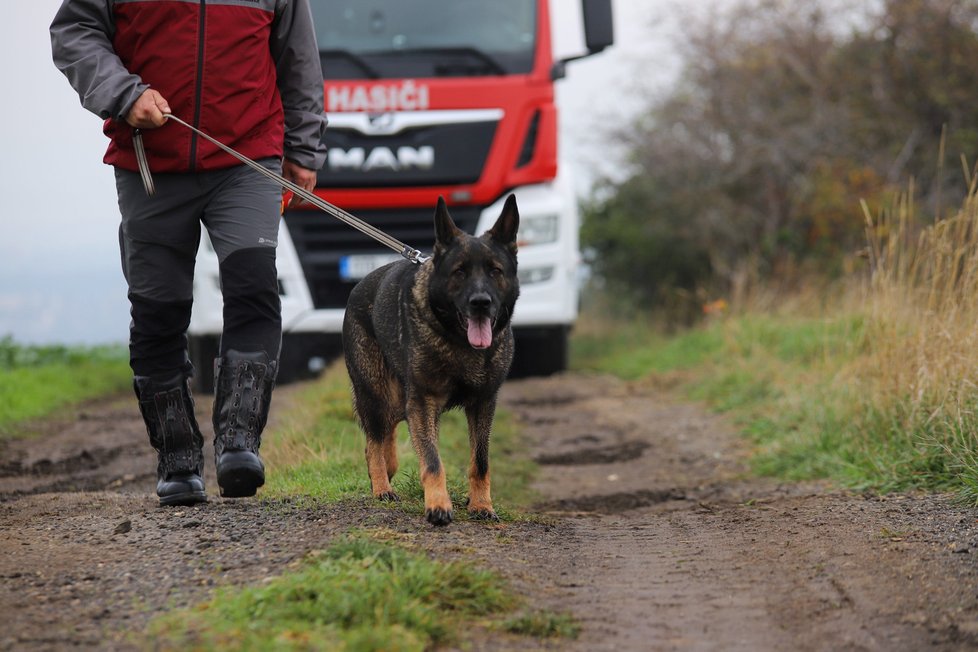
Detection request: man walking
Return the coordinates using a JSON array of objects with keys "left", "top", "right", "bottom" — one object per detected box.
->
[{"left": 50, "top": 0, "right": 328, "bottom": 505}]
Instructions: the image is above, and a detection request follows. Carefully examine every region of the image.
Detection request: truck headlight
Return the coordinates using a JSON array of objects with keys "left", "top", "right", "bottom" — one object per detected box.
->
[
  {"left": 518, "top": 266, "right": 554, "bottom": 285},
  {"left": 517, "top": 213, "right": 559, "bottom": 246}
]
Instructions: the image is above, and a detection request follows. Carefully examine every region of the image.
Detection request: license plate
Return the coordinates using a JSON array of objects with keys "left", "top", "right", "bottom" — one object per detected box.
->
[{"left": 339, "top": 253, "right": 403, "bottom": 281}]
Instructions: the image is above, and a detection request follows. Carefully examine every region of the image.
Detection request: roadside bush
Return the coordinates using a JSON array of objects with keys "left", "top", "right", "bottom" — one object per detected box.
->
[
  {"left": 586, "top": 0, "right": 978, "bottom": 304},
  {"left": 581, "top": 175, "right": 713, "bottom": 321}
]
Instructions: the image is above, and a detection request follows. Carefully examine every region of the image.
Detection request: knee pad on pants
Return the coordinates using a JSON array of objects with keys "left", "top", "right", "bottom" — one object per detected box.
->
[
  {"left": 129, "top": 293, "right": 194, "bottom": 378},
  {"left": 219, "top": 247, "right": 282, "bottom": 358}
]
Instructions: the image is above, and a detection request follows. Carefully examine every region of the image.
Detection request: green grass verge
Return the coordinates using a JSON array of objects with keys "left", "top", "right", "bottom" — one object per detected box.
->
[
  {"left": 0, "top": 337, "right": 131, "bottom": 437},
  {"left": 148, "top": 534, "right": 519, "bottom": 651},
  {"left": 571, "top": 320, "right": 725, "bottom": 380},
  {"left": 571, "top": 314, "right": 970, "bottom": 494}
]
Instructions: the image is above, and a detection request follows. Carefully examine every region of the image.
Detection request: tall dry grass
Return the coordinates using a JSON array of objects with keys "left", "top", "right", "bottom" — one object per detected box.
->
[{"left": 858, "top": 176, "right": 978, "bottom": 497}]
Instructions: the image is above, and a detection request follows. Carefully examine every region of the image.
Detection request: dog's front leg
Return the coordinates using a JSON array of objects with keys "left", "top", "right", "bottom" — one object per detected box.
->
[
  {"left": 465, "top": 399, "right": 498, "bottom": 521},
  {"left": 406, "top": 394, "right": 453, "bottom": 526}
]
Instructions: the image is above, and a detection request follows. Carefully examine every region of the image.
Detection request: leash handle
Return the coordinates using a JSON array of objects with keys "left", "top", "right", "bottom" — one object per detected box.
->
[
  {"left": 132, "top": 129, "right": 155, "bottom": 196},
  {"left": 137, "top": 114, "right": 431, "bottom": 265}
]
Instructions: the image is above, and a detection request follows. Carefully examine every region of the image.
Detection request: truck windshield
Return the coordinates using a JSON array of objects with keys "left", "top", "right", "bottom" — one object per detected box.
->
[{"left": 310, "top": 0, "right": 537, "bottom": 79}]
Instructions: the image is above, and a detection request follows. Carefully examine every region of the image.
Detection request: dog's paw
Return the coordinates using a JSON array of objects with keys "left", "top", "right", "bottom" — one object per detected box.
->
[
  {"left": 375, "top": 490, "right": 400, "bottom": 502},
  {"left": 425, "top": 507, "right": 454, "bottom": 527},
  {"left": 467, "top": 507, "right": 499, "bottom": 522}
]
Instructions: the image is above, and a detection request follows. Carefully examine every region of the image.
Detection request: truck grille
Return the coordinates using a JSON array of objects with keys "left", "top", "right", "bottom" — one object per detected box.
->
[
  {"left": 282, "top": 205, "right": 482, "bottom": 309},
  {"left": 319, "top": 122, "right": 497, "bottom": 188}
]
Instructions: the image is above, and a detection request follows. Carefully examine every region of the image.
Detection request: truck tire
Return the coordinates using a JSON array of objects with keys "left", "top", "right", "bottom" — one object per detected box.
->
[
  {"left": 276, "top": 333, "right": 343, "bottom": 385},
  {"left": 510, "top": 326, "right": 569, "bottom": 378},
  {"left": 188, "top": 334, "right": 220, "bottom": 394}
]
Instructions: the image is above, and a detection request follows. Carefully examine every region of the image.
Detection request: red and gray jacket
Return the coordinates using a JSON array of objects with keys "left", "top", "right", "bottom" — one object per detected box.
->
[{"left": 50, "top": 0, "right": 328, "bottom": 173}]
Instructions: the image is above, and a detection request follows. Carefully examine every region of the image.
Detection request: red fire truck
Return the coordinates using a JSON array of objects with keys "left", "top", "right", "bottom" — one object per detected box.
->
[{"left": 189, "top": 0, "right": 614, "bottom": 389}]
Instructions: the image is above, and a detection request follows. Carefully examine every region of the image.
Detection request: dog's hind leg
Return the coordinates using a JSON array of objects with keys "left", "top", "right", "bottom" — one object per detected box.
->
[
  {"left": 382, "top": 428, "right": 399, "bottom": 481},
  {"left": 345, "top": 307, "right": 402, "bottom": 501},
  {"left": 406, "top": 394, "right": 453, "bottom": 526},
  {"left": 358, "top": 389, "right": 400, "bottom": 501},
  {"left": 349, "top": 367, "right": 402, "bottom": 501},
  {"left": 365, "top": 428, "right": 399, "bottom": 501},
  {"left": 465, "top": 399, "right": 498, "bottom": 521}
]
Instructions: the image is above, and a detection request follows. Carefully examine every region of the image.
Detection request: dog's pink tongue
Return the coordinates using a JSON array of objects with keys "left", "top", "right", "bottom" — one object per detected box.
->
[{"left": 467, "top": 316, "right": 492, "bottom": 349}]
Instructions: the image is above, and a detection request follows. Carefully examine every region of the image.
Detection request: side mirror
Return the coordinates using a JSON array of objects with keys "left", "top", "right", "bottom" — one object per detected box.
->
[
  {"left": 582, "top": 0, "right": 614, "bottom": 55},
  {"left": 552, "top": 0, "right": 615, "bottom": 80}
]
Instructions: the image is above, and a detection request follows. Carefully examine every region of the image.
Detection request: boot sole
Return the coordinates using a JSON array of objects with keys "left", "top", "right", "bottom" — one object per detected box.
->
[
  {"left": 217, "top": 453, "right": 265, "bottom": 498},
  {"left": 159, "top": 491, "right": 208, "bottom": 507}
]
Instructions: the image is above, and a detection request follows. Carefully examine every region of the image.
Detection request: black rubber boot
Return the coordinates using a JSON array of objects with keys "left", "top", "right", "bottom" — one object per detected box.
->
[
  {"left": 134, "top": 373, "right": 207, "bottom": 507},
  {"left": 213, "top": 350, "right": 276, "bottom": 498}
]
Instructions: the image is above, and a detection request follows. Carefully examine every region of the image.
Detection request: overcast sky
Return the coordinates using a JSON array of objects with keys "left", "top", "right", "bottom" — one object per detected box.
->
[{"left": 0, "top": 0, "right": 691, "bottom": 346}]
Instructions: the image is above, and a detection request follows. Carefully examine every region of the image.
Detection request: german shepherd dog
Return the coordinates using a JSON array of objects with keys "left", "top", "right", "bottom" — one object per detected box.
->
[{"left": 343, "top": 196, "right": 520, "bottom": 526}]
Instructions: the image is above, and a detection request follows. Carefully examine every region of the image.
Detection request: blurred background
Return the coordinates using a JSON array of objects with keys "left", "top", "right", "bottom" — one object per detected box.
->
[{"left": 10, "top": 0, "right": 978, "bottom": 352}]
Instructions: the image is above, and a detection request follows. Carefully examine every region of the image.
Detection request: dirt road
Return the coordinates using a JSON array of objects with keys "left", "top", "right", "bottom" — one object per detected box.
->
[{"left": 2, "top": 373, "right": 978, "bottom": 650}]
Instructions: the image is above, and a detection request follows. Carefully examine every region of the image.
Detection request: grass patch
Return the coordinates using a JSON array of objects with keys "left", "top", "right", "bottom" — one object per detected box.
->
[
  {"left": 504, "top": 610, "right": 580, "bottom": 639},
  {"left": 0, "top": 337, "right": 130, "bottom": 437},
  {"left": 570, "top": 317, "right": 724, "bottom": 380},
  {"left": 147, "top": 534, "right": 519, "bottom": 651},
  {"left": 570, "top": 309, "right": 970, "bottom": 494},
  {"left": 262, "top": 361, "right": 538, "bottom": 519}
]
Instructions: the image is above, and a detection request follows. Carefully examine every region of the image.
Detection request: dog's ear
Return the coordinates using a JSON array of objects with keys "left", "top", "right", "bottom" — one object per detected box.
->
[
  {"left": 488, "top": 194, "right": 520, "bottom": 252},
  {"left": 434, "top": 196, "right": 462, "bottom": 254}
]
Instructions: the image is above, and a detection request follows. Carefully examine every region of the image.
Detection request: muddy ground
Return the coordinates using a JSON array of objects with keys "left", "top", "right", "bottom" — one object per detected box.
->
[{"left": 2, "top": 373, "right": 978, "bottom": 651}]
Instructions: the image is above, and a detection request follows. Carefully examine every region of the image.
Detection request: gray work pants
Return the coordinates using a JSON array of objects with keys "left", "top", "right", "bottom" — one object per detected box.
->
[{"left": 114, "top": 159, "right": 283, "bottom": 378}]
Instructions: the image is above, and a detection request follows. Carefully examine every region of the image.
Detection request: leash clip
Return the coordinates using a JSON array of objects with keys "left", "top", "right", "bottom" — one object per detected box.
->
[{"left": 402, "top": 247, "right": 431, "bottom": 265}]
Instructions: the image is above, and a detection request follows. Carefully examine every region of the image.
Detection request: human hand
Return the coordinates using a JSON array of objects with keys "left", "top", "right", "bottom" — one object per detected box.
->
[
  {"left": 125, "top": 89, "right": 170, "bottom": 128},
  {"left": 282, "top": 159, "right": 318, "bottom": 207}
]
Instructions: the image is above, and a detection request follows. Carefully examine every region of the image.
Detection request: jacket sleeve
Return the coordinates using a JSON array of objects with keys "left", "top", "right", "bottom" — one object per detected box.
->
[
  {"left": 50, "top": 0, "right": 148, "bottom": 122},
  {"left": 271, "top": 0, "right": 329, "bottom": 171}
]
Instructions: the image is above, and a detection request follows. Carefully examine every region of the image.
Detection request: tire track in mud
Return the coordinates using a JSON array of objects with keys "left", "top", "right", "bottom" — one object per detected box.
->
[
  {"left": 0, "top": 397, "right": 205, "bottom": 499},
  {"left": 501, "top": 374, "right": 978, "bottom": 651}
]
